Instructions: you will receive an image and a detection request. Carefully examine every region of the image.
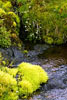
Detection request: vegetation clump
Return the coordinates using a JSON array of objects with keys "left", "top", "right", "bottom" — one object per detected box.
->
[
  {"left": 0, "top": 62, "right": 48, "bottom": 99},
  {"left": 0, "top": 70, "right": 18, "bottom": 100},
  {"left": 0, "top": 0, "right": 67, "bottom": 47},
  {"left": 16, "top": 0, "right": 67, "bottom": 44},
  {"left": 18, "top": 62, "right": 48, "bottom": 97},
  {"left": 0, "top": 0, "right": 21, "bottom": 48}
]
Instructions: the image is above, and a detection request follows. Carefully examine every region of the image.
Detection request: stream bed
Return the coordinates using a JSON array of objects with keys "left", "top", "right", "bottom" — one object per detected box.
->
[
  {"left": 25, "top": 45, "right": 67, "bottom": 100},
  {"left": 0, "top": 44, "right": 67, "bottom": 100}
]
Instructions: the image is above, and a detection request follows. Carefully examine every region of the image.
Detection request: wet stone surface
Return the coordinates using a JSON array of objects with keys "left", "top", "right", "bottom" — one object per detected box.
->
[
  {"left": 27, "top": 65, "right": 67, "bottom": 100},
  {"left": 26, "top": 45, "right": 67, "bottom": 100},
  {"left": 0, "top": 44, "right": 50, "bottom": 65}
]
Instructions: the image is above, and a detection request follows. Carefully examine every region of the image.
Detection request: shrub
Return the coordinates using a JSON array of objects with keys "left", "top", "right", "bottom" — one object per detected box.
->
[{"left": 18, "top": 62, "right": 48, "bottom": 97}]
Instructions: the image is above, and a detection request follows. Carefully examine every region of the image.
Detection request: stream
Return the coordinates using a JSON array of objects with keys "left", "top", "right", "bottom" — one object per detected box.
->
[{"left": 0, "top": 44, "right": 67, "bottom": 100}]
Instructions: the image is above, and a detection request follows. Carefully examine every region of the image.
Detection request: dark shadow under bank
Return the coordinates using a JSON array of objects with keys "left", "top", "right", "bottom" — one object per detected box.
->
[{"left": 0, "top": 43, "right": 67, "bottom": 65}]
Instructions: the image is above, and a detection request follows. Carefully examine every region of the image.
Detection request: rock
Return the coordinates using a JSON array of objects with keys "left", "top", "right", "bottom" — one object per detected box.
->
[
  {"left": 29, "top": 65, "right": 67, "bottom": 100},
  {"left": 0, "top": 47, "right": 24, "bottom": 65}
]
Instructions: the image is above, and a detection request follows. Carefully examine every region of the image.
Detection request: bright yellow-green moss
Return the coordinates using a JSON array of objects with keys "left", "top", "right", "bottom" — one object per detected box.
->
[
  {"left": 0, "top": 62, "right": 48, "bottom": 99},
  {"left": 19, "top": 80, "right": 33, "bottom": 96},
  {"left": 18, "top": 62, "right": 48, "bottom": 97},
  {"left": 2, "top": 1, "right": 12, "bottom": 11},
  {"left": 7, "top": 11, "right": 20, "bottom": 25},
  {"left": 13, "top": 21, "right": 17, "bottom": 27},
  {"left": 0, "top": 8, "right": 6, "bottom": 17},
  {"left": 23, "top": 50, "right": 28, "bottom": 54},
  {"left": 0, "top": 70, "right": 18, "bottom": 100},
  {"left": 43, "top": 36, "right": 54, "bottom": 44},
  {"left": 0, "top": 0, "right": 21, "bottom": 48},
  {"left": 0, "top": 66, "right": 18, "bottom": 77}
]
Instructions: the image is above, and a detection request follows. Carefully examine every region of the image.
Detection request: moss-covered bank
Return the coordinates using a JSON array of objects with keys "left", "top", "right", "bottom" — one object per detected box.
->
[
  {"left": 0, "top": 62, "right": 48, "bottom": 99},
  {"left": 0, "top": 0, "right": 67, "bottom": 47}
]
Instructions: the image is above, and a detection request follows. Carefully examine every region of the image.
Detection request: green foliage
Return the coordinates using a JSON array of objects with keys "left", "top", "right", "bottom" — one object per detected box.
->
[
  {"left": 2, "top": 1, "right": 12, "bottom": 11},
  {"left": 43, "top": 36, "right": 54, "bottom": 44},
  {"left": 0, "top": 0, "right": 21, "bottom": 48},
  {"left": 0, "top": 8, "right": 6, "bottom": 16},
  {"left": 18, "top": 62, "right": 48, "bottom": 97},
  {"left": 0, "top": 0, "right": 67, "bottom": 46},
  {"left": 17, "top": 0, "right": 67, "bottom": 44},
  {"left": 0, "top": 27, "right": 11, "bottom": 47}
]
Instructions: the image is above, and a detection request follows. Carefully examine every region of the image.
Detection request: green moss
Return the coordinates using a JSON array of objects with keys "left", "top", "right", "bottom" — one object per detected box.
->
[
  {"left": 54, "top": 33, "right": 64, "bottom": 45},
  {"left": 0, "top": 70, "right": 18, "bottom": 100},
  {"left": 0, "top": 62, "right": 48, "bottom": 99},
  {"left": 0, "top": 66, "right": 18, "bottom": 77},
  {"left": 55, "top": 37, "right": 63, "bottom": 45},
  {"left": 0, "top": 27, "right": 11, "bottom": 47},
  {"left": 23, "top": 50, "right": 28, "bottom": 54},
  {"left": 18, "top": 62, "right": 48, "bottom": 97},
  {"left": 2, "top": 1, "right": 12, "bottom": 11},
  {"left": 7, "top": 12, "right": 20, "bottom": 24},
  {"left": 18, "top": 80, "right": 33, "bottom": 96},
  {"left": 16, "top": 0, "right": 67, "bottom": 44},
  {"left": 43, "top": 36, "right": 54, "bottom": 44},
  {"left": 0, "top": 0, "right": 21, "bottom": 48},
  {"left": 0, "top": 8, "right": 6, "bottom": 17}
]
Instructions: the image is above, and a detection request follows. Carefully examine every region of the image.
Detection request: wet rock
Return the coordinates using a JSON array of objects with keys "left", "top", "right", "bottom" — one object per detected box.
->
[
  {"left": 0, "top": 47, "right": 24, "bottom": 65},
  {"left": 29, "top": 65, "right": 67, "bottom": 100},
  {"left": 34, "top": 44, "right": 50, "bottom": 51},
  {"left": 27, "top": 44, "right": 50, "bottom": 58},
  {"left": 0, "top": 44, "right": 50, "bottom": 65},
  {"left": 44, "top": 88, "right": 67, "bottom": 100},
  {"left": 41, "top": 65, "right": 67, "bottom": 91}
]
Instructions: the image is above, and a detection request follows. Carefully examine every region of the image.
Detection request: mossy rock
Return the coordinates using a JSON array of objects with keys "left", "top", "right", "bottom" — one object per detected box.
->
[
  {"left": 18, "top": 62, "right": 48, "bottom": 97},
  {"left": 0, "top": 69, "right": 18, "bottom": 100},
  {"left": 0, "top": 62, "right": 48, "bottom": 99}
]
